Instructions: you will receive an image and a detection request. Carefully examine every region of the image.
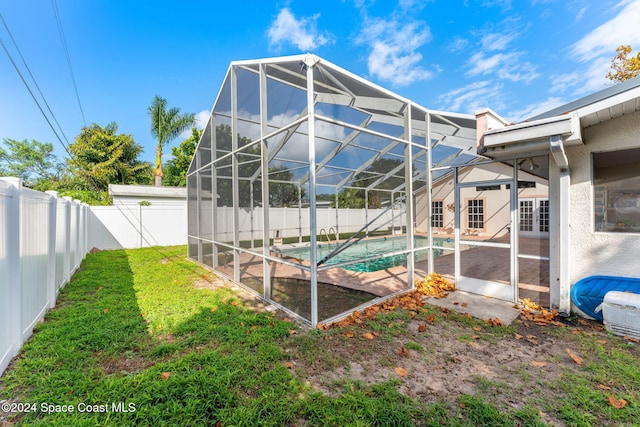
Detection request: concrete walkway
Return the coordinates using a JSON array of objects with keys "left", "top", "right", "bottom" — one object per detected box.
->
[{"left": 424, "top": 290, "right": 521, "bottom": 325}]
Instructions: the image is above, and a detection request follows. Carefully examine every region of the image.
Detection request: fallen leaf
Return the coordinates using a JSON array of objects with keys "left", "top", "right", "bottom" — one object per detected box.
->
[
  {"left": 210, "top": 307, "right": 218, "bottom": 313},
  {"left": 515, "top": 333, "right": 523, "bottom": 340},
  {"left": 231, "top": 301, "right": 239, "bottom": 306},
  {"left": 598, "top": 384, "right": 612, "bottom": 390},
  {"left": 160, "top": 372, "right": 171, "bottom": 380},
  {"left": 288, "top": 329, "right": 298, "bottom": 336},
  {"left": 342, "top": 331, "right": 354, "bottom": 338},
  {"left": 398, "top": 347, "right": 409, "bottom": 356},
  {"left": 566, "top": 348, "right": 583, "bottom": 365},
  {"left": 463, "top": 313, "right": 472, "bottom": 318},
  {"left": 607, "top": 396, "right": 627, "bottom": 409},
  {"left": 624, "top": 336, "right": 640, "bottom": 343},
  {"left": 316, "top": 323, "right": 326, "bottom": 330},
  {"left": 530, "top": 360, "right": 548, "bottom": 367},
  {"left": 245, "top": 329, "right": 251, "bottom": 335},
  {"left": 362, "top": 332, "right": 375, "bottom": 340},
  {"left": 103, "top": 308, "right": 110, "bottom": 314},
  {"left": 418, "top": 323, "right": 427, "bottom": 332},
  {"left": 471, "top": 335, "right": 480, "bottom": 340},
  {"left": 283, "top": 361, "right": 295, "bottom": 369},
  {"left": 453, "top": 301, "right": 459, "bottom": 305},
  {"left": 216, "top": 420, "right": 223, "bottom": 427},
  {"left": 473, "top": 327, "right": 482, "bottom": 332},
  {"left": 596, "top": 339, "right": 607, "bottom": 345},
  {"left": 284, "top": 318, "right": 292, "bottom": 323},
  {"left": 426, "top": 314, "right": 435, "bottom": 324},
  {"left": 394, "top": 366, "right": 408, "bottom": 377},
  {"left": 461, "top": 303, "right": 468, "bottom": 308}
]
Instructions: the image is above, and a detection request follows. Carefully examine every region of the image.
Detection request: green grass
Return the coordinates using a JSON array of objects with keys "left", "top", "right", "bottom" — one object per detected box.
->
[{"left": 1, "top": 245, "right": 638, "bottom": 426}]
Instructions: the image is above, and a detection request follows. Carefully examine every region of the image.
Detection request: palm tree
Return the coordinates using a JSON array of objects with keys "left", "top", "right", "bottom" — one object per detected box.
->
[{"left": 148, "top": 96, "right": 195, "bottom": 186}]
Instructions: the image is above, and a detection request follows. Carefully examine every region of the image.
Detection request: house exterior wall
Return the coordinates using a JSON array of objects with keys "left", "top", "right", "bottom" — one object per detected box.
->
[
  {"left": 566, "top": 110, "right": 640, "bottom": 283},
  {"left": 416, "top": 162, "right": 548, "bottom": 237}
]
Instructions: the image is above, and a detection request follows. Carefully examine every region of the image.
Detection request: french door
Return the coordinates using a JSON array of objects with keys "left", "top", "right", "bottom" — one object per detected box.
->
[{"left": 519, "top": 198, "right": 549, "bottom": 238}]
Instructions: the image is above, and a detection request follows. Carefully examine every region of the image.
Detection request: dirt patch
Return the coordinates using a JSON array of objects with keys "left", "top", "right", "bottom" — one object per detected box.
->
[{"left": 100, "top": 353, "right": 152, "bottom": 375}]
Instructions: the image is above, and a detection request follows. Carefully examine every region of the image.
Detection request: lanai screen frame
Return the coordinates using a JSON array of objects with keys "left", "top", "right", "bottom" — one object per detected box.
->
[{"left": 187, "top": 53, "right": 480, "bottom": 327}]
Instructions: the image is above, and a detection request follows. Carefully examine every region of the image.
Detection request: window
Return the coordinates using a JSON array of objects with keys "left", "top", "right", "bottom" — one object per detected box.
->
[
  {"left": 476, "top": 184, "right": 501, "bottom": 191},
  {"left": 594, "top": 148, "right": 640, "bottom": 233},
  {"left": 432, "top": 201, "right": 443, "bottom": 228},
  {"left": 467, "top": 199, "right": 484, "bottom": 229}
]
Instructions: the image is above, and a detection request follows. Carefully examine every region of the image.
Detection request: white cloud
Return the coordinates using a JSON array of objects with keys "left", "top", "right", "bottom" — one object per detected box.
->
[
  {"left": 436, "top": 80, "right": 506, "bottom": 114},
  {"left": 570, "top": 0, "right": 640, "bottom": 62},
  {"left": 506, "top": 97, "right": 566, "bottom": 123},
  {"left": 480, "top": 32, "right": 517, "bottom": 51},
  {"left": 356, "top": 17, "right": 434, "bottom": 86},
  {"left": 466, "top": 51, "right": 539, "bottom": 83},
  {"left": 267, "top": 8, "right": 332, "bottom": 51},
  {"left": 449, "top": 37, "right": 469, "bottom": 52},
  {"left": 464, "top": 27, "right": 539, "bottom": 84},
  {"left": 194, "top": 110, "right": 209, "bottom": 130},
  {"left": 554, "top": 0, "right": 640, "bottom": 93}
]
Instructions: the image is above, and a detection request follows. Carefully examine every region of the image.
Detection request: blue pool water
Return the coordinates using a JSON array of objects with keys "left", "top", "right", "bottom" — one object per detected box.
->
[{"left": 280, "top": 236, "right": 453, "bottom": 273}]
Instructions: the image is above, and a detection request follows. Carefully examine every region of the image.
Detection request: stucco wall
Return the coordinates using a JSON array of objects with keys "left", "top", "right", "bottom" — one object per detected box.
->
[
  {"left": 566, "top": 110, "right": 640, "bottom": 282},
  {"left": 416, "top": 162, "right": 549, "bottom": 237}
]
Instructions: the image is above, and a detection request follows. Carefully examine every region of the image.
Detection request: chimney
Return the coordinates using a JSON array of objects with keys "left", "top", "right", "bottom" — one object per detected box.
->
[{"left": 475, "top": 108, "right": 509, "bottom": 154}]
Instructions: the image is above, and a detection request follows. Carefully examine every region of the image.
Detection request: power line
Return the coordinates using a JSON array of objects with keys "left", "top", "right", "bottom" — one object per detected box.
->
[
  {"left": 0, "top": 14, "right": 72, "bottom": 148},
  {"left": 51, "top": 0, "right": 86, "bottom": 126},
  {"left": 0, "top": 16, "right": 72, "bottom": 156}
]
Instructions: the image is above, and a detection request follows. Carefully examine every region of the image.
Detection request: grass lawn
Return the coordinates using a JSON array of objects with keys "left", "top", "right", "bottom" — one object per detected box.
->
[{"left": 1, "top": 245, "right": 639, "bottom": 426}]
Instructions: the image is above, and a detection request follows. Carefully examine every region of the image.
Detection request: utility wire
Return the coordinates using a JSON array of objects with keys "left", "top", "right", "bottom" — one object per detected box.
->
[
  {"left": 0, "top": 21, "right": 71, "bottom": 156},
  {"left": 51, "top": 0, "right": 86, "bottom": 126},
  {"left": 0, "top": 14, "right": 72, "bottom": 148}
]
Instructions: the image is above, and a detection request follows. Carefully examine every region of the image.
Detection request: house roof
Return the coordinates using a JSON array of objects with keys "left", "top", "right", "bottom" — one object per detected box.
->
[{"left": 529, "top": 75, "right": 640, "bottom": 128}]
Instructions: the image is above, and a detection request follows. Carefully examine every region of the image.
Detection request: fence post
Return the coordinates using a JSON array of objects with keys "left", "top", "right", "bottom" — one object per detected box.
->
[
  {"left": 45, "top": 191, "right": 58, "bottom": 308},
  {"left": 4, "top": 178, "right": 23, "bottom": 357},
  {"left": 63, "top": 197, "right": 72, "bottom": 284}
]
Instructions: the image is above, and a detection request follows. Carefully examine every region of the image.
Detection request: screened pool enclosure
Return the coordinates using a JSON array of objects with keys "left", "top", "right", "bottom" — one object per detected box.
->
[{"left": 187, "top": 54, "right": 489, "bottom": 326}]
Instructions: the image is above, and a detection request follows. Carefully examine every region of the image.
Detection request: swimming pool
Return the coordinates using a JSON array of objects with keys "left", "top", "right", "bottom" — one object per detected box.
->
[{"left": 280, "top": 236, "right": 453, "bottom": 273}]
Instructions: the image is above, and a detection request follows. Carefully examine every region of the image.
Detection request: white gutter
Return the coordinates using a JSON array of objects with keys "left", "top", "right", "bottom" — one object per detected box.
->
[{"left": 480, "top": 113, "right": 582, "bottom": 160}]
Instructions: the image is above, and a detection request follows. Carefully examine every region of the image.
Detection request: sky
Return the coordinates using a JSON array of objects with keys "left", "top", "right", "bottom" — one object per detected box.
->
[{"left": 1, "top": 0, "right": 640, "bottom": 166}]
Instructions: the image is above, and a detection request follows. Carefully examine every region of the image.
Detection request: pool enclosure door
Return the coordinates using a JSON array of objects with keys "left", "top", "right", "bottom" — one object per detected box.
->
[{"left": 453, "top": 168, "right": 518, "bottom": 302}]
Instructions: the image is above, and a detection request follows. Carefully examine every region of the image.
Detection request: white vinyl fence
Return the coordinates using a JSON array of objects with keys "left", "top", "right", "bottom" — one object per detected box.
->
[
  {"left": 0, "top": 178, "right": 88, "bottom": 377},
  {"left": 88, "top": 205, "right": 187, "bottom": 250}
]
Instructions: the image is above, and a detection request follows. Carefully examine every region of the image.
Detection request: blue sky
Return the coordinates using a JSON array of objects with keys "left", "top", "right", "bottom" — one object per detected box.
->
[{"left": 1, "top": 0, "right": 639, "bottom": 166}]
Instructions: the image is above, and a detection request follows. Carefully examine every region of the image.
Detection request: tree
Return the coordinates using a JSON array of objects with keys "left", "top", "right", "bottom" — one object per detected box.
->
[
  {"left": 334, "top": 158, "right": 407, "bottom": 208},
  {"left": 148, "top": 96, "right": 195, "bottom": 186},
  {"left": 0, "top": 138, "right": 65, "bottom": 185},
  {"left": 163, "top": 127, "right": 201, "bottom": 186},
  {"left": 606, "top": 45, "right": 640, "bottom": 83},
  {"left": 68, "top": 122, "right": 152, "bottom": 191}
]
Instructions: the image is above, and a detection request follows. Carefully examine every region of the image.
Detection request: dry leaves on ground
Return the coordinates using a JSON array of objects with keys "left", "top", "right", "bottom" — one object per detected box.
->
[
  {"left": 530, "top": 360, "right": 548, "bottom": 368},
  {"left": 415, "top": 273, "right": 454, "bottom": 298},
  {"left": 566, "top": 348, "right": 584, "bottom": 365},
  {"left": 484, "top": 318, "right": 504, "bottom": 327},
  {"left": 160, "top": 372, "right": 171, "bottom": 380},
  {"left": 394, "top": 367, "right": 408, "bottom": 377},
  {"left": 607, "top": 396, "right": 628, "bottom": 409}
]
